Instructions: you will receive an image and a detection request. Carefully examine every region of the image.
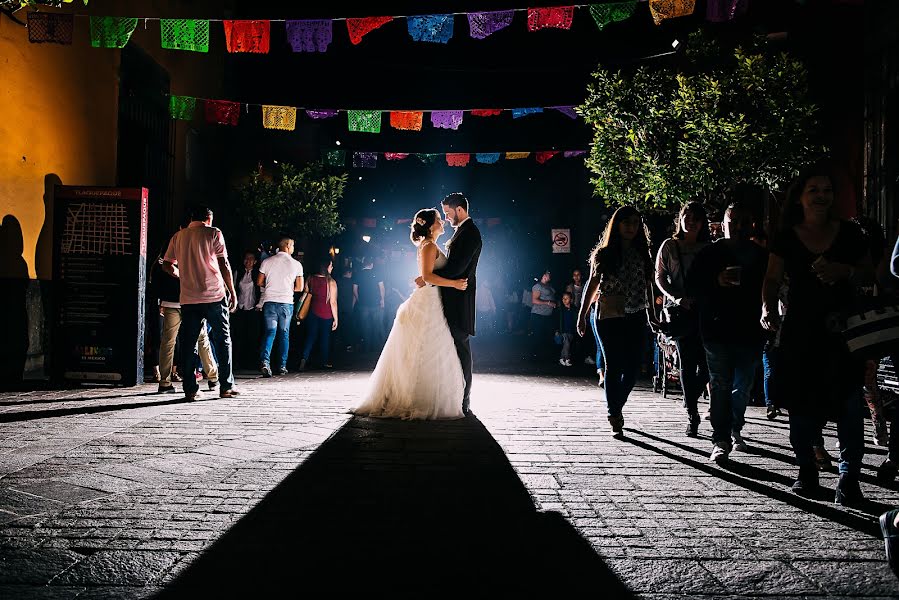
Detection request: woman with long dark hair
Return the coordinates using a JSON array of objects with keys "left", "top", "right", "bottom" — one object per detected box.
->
[
  {"left": 577, "top": 206, "right": 659, "bottom": 436},
  {"left": 655, "top": 201, "right": 711, "bottom": 437},
  {"left": 299, "top": 255, "right": 339, "bottom": 370},
  {"left": 762, "top": 161, "right": 872, "bottom": 505}
]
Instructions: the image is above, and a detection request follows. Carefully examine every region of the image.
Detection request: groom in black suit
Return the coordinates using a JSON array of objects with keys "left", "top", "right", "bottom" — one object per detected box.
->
[{"left": 434, "top": 193, "right": 482, "bottom": 415}]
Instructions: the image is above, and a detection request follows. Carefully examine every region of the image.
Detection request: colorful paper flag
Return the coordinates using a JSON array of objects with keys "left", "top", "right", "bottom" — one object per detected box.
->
[
  {"left": 223, "top": 20, "right": 271, "bottom": 53},
  {"left": 390, "top": 111, "right": 424, "bottom": 131},
  {"left": 505, "top": 152, "right": 530, "bottom": 159},
  {"left": 476, "top": 153, "right": 501, "bottom": 164},
  {"left": 353, "top": 152, "right": 378, "bottom": 168},
  {"left": 306, "top": 109, "right": 339, "bottom": 119},
  {"left": 415, "top": 153, "right": 441, "bottom": 163},
  {"left": 550, "top": 106, "right": 579, "bottom": 119},
  {"left": 649, "top": 0, "right": 696, "bottom": 25},
  {"left": 384, "top": 153, "right": 410, "bottom": 161},
  {"left": 27, "top": 12, "right": 74, "bottom": 45},
  {"left": 589, "top": 2, "right": 639, "bottom": 30},
  {"left": 446, "top": 153, "right": 471, "bottom": 167},
  {"left": 487, "top": 217, "right": 503, "bottom": 227},
  {"left": 205, "top": 99, "right": 240, "bottom": 126},
  {"left": 564, "top": 150, "right": 587, "bottom": 158},
  {"left": 89, "top": 16, "right": 139, "bottom": 48},
  {"left": 262, "top": 106, "right": 297, "bottom": 131},
  {"left": 512, "top": 107, "right": 544, "bottom": 119},
  {"left": 286, "top": 20, "right": 332, "bottom": 52},
  {"left": 431, "top": 110, "right": 464, "bottom": 130},
  {"left": 346, "top": 16, "right": 394, "bottom": 45},
  {"left": 527, "top": 6, "right": 575, "bottom": 31},
  {"left": 348, "top": 110, "right": 382, "bottom": 133},
  {"left": 706, "top": 0, "right": 748, "bottom": 22},
  {"left": 160, "top": 19, "right": 210, "bottom": 52},
  {"left": 323, "top": 149, "right": 345, "bottom": 167},
  {"left": 467, "top": 11, "right": 515, "bottom": 39},
  {"left": 169, "top": 95, "right": 197, "bottom": 120},
  {"left": 536, "top": 151, "right": 560, "bottom": 164},
  {"left": 407, "top": 14, "right": 454, "bottom": 44},
  {"left": 362, "top": 217, "right": 378, "bottom": 227},
  {"left": 470, "top": 109, "right": 503, "bottom": 117}
]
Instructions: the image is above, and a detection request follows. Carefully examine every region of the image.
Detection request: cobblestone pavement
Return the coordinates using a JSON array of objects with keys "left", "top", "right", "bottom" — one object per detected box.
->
[{"left": 0, "top": 366, "right": 897, "bottom": 597}]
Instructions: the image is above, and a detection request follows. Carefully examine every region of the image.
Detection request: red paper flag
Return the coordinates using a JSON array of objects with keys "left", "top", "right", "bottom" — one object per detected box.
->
[
  {"left": 535, "top": 150, "right": 560, "bottom": 164},
  {"left": 528, "top": 7, "right": 575, "bottom": 31},
  {"left": 384, "top": 153, "right": 410, "bottom": 161},
  {"left": 223, "top": 20, "right": 271, "bottom": 53},
  {"left": 346, "top": 16, "right": 394, "bottom": 45},
  {"left": 389, "top": 111, "right": 423, "bottom": 131},
  {"left": 446, "top": 153, "right": 471, "bottom": 167},
  {"left": 362, "top": 217, "right": 378, "bottom": 228},
  {"left": 487, "top": 218, "right": 502, "bottom": 227},
  {"left": 471, "top": 109, "right": 503, "bottom": 117},
  {"left": 205, "top": 99, "right": 240, "bottom": 126}
]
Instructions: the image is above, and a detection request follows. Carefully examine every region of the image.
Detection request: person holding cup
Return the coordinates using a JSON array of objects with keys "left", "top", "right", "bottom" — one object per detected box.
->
[{"left": 686, "top": 202, "right": 769, "bottom": 463}]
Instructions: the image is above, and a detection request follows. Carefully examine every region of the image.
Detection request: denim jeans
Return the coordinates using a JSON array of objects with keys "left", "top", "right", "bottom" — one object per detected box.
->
[
  {"left": 596, "top": 312, "right": 647, "bottom": 417},
  {"left": 789, "top": 391, "right": 865, "bottom": 475},
  {"left": 704, "top": 341, "right": 761, "bottom": 445},
  {"left": 260, "top": 302, "right": 293, "bottom": 370},
  {"left": 589, "top": 307, "right": 604, "bottom": 370},
  {"left": 302, "top": 314, "right": 333, "bottom": 365},
  {"left": 762, "top": 347, "right": 775, "bottom": 408},
  {"left": 358, "top": 305, "right": 383, "bottom": 351},
  {"left": 675, "top": 332, "right": 709, "bottom": 416},
  {"left": 179, "top": 299, "right": 233, "bottom": 395}
]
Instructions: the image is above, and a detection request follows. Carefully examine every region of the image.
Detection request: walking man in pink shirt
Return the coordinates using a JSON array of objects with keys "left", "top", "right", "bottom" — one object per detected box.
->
[{"left": 163, "top": 206, "right": 240, "bottom": 400}]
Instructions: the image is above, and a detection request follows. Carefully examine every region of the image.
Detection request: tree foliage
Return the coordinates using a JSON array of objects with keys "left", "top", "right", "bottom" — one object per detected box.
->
[
  {"left": 235, "top": 162, "right": 346, "bottom": 240},
  {"left": 579, "top": 31, "right": 825, "bottom": 213}
]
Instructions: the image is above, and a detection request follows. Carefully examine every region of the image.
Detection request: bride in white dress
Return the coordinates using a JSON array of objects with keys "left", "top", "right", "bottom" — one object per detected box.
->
[{"left": 352, "top": 208, "right": 468, "bottom": 420}]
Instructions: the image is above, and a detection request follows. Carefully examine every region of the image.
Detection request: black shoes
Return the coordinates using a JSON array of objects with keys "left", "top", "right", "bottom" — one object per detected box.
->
[
  {"left": 766, "top": 406, "right": 781, "bottom": 420},
  {"left": 878, "top": 459, "right": 898, "bottom": 483},
  {"left": 834, "top": 473, "right": 864, "bottom": 507},
  {"left": 608, "top": 414, "right": 624, "bottom": 437},
  {"left": 261, "top": 364, "right": 272, "bottom": 378},
  {"left": 277, "top": 367, "right": 289, "bottom": 376},
  {"left": 298, "top": 359, "right": 307, "bottom": 372},
  {"left": 791, "top": 467, "right": 820, "bottom": 496},
  {"left": 686, "top": 413, "right": 700, "bottom": 437}
]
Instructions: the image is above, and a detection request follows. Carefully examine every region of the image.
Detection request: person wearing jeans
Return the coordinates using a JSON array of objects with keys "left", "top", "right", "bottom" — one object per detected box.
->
[
  {"left": 686, "top": 202, "right": 768, "bottom": 463},
  {"left": 300, "top": 257, "right": 339, "bottom": 370},
  {"left": 163, "top": 206, "right": 239, "bottom": 400},
  {"left": 257, "top": 237, "right": 304, "bottom": 377}
]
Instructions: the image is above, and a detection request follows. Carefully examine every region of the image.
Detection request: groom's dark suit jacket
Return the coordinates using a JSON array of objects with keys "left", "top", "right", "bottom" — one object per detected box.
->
[{"left": 434, "top": 218, "right": 482, "bottom": 336}]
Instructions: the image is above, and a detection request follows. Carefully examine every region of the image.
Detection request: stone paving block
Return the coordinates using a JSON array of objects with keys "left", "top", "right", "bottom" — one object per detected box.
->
[
  {"left": 0, "top": 547, "right": 83, "bottom": 584},
  {"left": 607, "top": 557, "right": 727, "bottom": 594},
  {"left": 701, "top": 559, "right": 822, "bottom": 595},
  {"left": 9, "top": 481, "right": 108, "bottom": 506},
  {"left": 792, "top": 559, "right": 899, "bottom": 596},
  {"left": 52, "top": 550, "right": 180, "bottom": 586}
]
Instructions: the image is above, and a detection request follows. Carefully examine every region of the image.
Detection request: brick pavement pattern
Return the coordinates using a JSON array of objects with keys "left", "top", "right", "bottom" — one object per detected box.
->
[{"left": 0, "top": 371, "right": 897, "bottom": 597}]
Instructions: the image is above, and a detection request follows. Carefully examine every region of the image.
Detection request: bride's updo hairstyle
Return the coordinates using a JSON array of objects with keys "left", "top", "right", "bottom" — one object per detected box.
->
[{"left": 410, "top": 208, "right": 440, "bottom": 246}]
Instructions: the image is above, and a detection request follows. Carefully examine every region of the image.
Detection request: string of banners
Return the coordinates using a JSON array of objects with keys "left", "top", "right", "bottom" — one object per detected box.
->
[
  {"left": 321, "top": 149, "right": 588, "bottom": 168},
  {"left": 25, "top": 2, "right": 751, "bottom": 48},
  {"left": 168, "top": 95, "right": 583, "bottom": 131}
]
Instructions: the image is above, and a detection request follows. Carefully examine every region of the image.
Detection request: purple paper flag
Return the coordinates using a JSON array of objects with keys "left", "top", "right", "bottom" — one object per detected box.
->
[
  {"left": 563, "top": 150, "right": 586, "bottom": 158},
  {"left": 467, "top": 11, "right": 514, "bottom": 39},
  {"left": 286, "top": 20, "right": 332, "bottom": 52},
  {"left": 706, "top": 0, "right": 748, "bottom": 22},
  {"left": 431, "top": 110, "right": 464, "bottom": 130},
  {"left": 306, "top": 109, "right": 339, "bottom": 119},
  {"left": 353, "top": 152, "right": 378, "bottom": 168},
  {"left": 550, "top": 106, "right": 578, "bottom": 119}
]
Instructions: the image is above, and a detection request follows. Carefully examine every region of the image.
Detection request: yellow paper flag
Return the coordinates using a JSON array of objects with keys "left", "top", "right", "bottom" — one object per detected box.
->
[
  {"left": 505, "top": 152, "right": 530, "bottom": 160},
  {"left": 262, "top": 105, "right": 297, "bottom": 131}
]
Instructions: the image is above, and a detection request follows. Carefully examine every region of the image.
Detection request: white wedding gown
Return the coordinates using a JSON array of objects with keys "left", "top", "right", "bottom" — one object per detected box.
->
[{"left": 353, "top": 245, "right": 465, "bottom": 420}]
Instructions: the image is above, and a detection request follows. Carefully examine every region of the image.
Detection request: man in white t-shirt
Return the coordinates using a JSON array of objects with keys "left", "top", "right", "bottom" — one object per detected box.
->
[
  {"left": 163, "top": 206, "right": 239, "bottom": 400},
  {"left": 256, "top": 237, "right": 304, "bottom": 377}
]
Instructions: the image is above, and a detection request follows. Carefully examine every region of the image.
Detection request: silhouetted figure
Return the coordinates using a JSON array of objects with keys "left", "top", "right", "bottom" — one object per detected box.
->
[{"left": 0, "top": 215, "right": 29, "bottom": 387}]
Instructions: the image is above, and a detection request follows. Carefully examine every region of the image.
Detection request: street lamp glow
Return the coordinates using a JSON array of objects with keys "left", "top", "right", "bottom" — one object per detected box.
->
[
  {"left": 336, "top": 140, "right": 341, "bottom": 146},
  {"left": 362, "top": 235, "right": 371, "bottom": 243}
]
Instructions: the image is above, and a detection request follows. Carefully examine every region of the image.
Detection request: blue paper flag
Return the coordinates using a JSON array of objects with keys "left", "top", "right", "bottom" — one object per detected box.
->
[
  {"left": 476, "top": 153, "right": 501, "bottom": 164},
  {"left": 407, "top": 14, "right": 454, "bottom": 44},
  {"left": 512, "top": 107, "right": 544, "bottom": 119}
]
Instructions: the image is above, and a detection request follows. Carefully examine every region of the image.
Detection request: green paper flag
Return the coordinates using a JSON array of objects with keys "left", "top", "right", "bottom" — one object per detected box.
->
[
  {"left": 415, "top": 153, "right": 440, "bottom": 164},
  {"left": 589, "top": 2, "right": 638, "bottom": 30},
  {"left": 89, "top": 16, "right": 139, "bottom": 48},
  {"left": 169, "top": 95, "right": 197, "bottom": 120},
  {"left": 161, "top": 19, "right": 210, "bottom": 52},
  {"left": 347, "top": 110, "right": 381, "bottom": 133},
  {"left": 323, "top": 149, "right": 346, "bottom": 167}
]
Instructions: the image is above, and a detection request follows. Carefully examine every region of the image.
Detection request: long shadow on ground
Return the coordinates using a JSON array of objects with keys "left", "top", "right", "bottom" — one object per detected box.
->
[{"left": 156, "top": 415, "right": 633, "bottom": 597}]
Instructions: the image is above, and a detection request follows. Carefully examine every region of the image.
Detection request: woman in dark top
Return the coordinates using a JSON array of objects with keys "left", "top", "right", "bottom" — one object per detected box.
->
[
  {"left": 762, "top": 162, "right": 873, "bottom": 505},
  {"left": 300, "top": 256, "right": 339, "bottom": 370}
]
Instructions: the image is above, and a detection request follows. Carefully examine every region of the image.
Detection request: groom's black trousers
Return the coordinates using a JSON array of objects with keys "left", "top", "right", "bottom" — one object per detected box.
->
[{"left": 449, "top": 325, "right": 472, "bottom": 408}]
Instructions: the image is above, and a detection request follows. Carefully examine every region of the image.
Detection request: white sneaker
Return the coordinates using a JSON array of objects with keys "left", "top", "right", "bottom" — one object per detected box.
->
[
  {"left": 584, "top": 356, "right": 595, "bottom": 365},
  {"left": 564, "top": 359, "right": 572, "bottom": 367},
  {"left": 732, "top": 432, "right": 748, "bottom": 452},
  {"left": 559, "top": 358, "right": 567, "bottom": 366},
  {"left": 710, "top": 442, "right": 730, "bottom": 463}
]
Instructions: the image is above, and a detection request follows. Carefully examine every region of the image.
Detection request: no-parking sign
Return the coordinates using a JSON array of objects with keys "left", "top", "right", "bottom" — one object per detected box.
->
[{"left": 552, "top": 228, "right": 571, "bottom": 253}]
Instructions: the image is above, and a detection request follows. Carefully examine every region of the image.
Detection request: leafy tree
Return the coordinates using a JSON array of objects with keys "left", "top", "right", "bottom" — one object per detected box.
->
[
  {"left": 235, "top": 162, "right": 346, "bottom": 241},
  {"left": 579, "top": 31, "right": 825, "bottom": 213}
]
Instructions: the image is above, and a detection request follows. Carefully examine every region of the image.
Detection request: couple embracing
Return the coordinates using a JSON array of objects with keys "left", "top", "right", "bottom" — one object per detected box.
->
[{"left": 353, "top": 193, "right": 482, "bottom": 420}]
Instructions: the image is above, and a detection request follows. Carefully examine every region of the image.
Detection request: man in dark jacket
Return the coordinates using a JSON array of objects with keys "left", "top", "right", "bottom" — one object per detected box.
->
[
  {"left": 434, "top": 193, "right": 482, "bottom": 415},
  {"left": 232, "top": 250, "right": 261, "bottom": 370}
]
